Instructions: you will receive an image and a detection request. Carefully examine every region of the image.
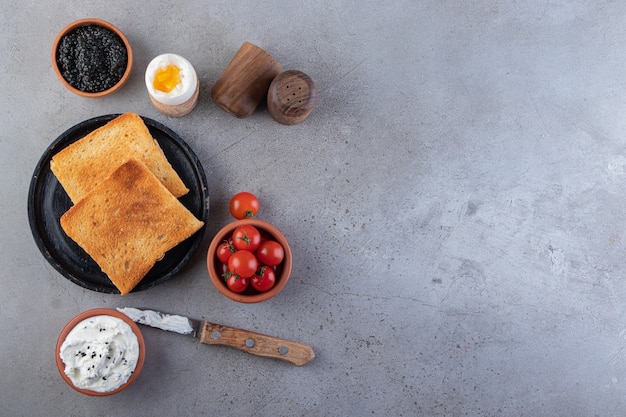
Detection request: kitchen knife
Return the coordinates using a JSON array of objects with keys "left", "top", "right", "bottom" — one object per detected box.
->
[{"left": 117, "top": 307, "right": 314, "bottom": 366}]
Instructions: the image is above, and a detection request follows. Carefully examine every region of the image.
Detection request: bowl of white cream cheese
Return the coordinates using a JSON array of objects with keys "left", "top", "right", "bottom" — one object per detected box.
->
[{"left": 56, "top": 308, "right": 145, "bottom": 396}]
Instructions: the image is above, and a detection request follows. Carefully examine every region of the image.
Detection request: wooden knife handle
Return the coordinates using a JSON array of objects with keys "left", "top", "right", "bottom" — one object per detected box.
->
[{"left": 199, "top": 321, "right": 315, "bottom": 366}]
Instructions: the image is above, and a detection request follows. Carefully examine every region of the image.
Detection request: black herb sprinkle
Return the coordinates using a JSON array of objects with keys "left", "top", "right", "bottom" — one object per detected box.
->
[{"left": 56, "top": 24, "right": 127, "bottom": 93}]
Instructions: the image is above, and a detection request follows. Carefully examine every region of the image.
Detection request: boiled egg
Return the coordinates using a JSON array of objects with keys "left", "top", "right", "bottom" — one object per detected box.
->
[{"left": 145, "top": 53, "right": 197, "bottom": 106}]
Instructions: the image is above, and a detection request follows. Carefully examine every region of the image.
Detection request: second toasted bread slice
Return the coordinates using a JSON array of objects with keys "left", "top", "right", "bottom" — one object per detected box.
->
[
  {"left": 60, "top": 159, "right": 204, "bottom": 295},
  {"left": 51, "top": 112, "right": 189, "bottom": 203}
]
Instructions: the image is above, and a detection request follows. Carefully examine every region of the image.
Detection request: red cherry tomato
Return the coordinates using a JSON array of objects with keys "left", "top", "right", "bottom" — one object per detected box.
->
[
  {"left": 225, "top": 273, "right": 249, "bottom": 293},
  {"left": 256, "top": 240, "right": 284, "bottom": 266},
  {"left": 251, "top": 266, "right": 276, "bottom": 292},
  {"left": 227, "top": 250, "right": 258, "bottom": 278},
  {"left": 229, "top": 192, "right": 260, "bottom": 220},
  {"left": 232, "top": 224, "right": 261, "bottom": 252},
  {"left": 216, "top": 241, "right": 236, "bottom": 264}
]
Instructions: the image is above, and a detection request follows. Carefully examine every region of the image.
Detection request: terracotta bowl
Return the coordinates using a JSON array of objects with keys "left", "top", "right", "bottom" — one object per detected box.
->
[
  {"left": 51, "top": 18, "right": 133, "bottom": 98},
  {"left": 56, "top": 308, "right": 145, "bottom": 396},
  {"left": 207, "top": 219, "right": 292, "bottom": 303}
]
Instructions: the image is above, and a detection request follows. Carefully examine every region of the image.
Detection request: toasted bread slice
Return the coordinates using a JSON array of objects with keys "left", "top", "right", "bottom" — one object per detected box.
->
[
  {"left": 60, "top": 159, "right": 204, "bottom": 295},
  {"left": 51, "top": 112, "right": 189, "bottom": 203}
]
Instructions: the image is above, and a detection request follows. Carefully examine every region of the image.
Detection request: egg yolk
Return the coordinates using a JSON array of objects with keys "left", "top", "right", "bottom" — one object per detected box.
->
[{"left": 153, "top": 65, "right": 181, "bottom": 93}]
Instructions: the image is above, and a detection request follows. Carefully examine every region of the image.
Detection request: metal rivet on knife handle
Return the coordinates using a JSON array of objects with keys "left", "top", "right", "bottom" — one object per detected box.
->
[
  {"left": 246, "top": 339, "right": 255, "bottom": 348},
  {"left": 279, "top": 346, "right": 289, "bottom": 355},
  {"left": 212, "top": 331, "right": 221, "bottom": 339}
]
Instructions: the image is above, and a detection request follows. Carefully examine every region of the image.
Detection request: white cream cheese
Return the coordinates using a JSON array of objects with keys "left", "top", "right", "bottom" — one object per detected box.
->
[
  {"left": 117, "top": 307, "right": 194, "bottom": 335},
  {"left": 59, "top": 315, "right": 139, "bottom": 393},
  {"left": 145, "top": 53, "right": 197, "bottom": 106}
]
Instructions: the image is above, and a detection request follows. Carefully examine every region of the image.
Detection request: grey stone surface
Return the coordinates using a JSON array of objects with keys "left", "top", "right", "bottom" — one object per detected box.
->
[{"left": 3, "top": 1, "right": 626, "bottom": 416}]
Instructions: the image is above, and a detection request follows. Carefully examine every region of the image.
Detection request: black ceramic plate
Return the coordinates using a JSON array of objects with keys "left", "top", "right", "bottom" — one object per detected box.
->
[{"left": 28, "top": 114, "right": 209, "bottom": 294}]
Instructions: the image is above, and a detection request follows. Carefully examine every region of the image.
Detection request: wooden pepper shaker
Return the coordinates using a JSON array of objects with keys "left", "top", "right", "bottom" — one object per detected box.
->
[
  {"left": 267, "top": 70, "right": 316, "bottom": 125},
  {"left": 211, "top": 42, "right": 282, "bottom": 118}
]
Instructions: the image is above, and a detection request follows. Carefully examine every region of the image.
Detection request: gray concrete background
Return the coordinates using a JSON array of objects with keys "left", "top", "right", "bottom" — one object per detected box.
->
[{"left": 2, "top": 1, "right": 626, "bottom": 416}]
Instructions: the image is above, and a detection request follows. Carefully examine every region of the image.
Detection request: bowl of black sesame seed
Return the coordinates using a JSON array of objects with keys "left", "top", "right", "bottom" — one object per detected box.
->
[{"left": 52, "top": 19, "right": 133, "bottom": 98}]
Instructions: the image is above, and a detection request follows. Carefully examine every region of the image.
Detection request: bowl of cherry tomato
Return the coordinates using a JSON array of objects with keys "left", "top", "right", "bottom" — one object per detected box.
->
[{"left": 207, "top": 219, "right": 292, "bottom": 303}]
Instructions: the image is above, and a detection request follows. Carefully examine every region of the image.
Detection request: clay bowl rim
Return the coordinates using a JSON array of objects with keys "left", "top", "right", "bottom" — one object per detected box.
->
[
  {"left": 51, "top": 18, "right": 133, "bottom": 98},
  {"left": 207, "top": 219, "right": 292, "bottom": 303},
  {"left": 55, "top": 308, "right": 145, "bottom": 396}
]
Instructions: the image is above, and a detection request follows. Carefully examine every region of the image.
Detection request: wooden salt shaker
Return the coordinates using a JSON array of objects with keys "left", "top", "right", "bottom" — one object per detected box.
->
[
  {"left": 211, "top": 42, "right": 282, "bottom": 118},
  {"left": 267, "top": 70, "right": 316, "bottom": 125}
]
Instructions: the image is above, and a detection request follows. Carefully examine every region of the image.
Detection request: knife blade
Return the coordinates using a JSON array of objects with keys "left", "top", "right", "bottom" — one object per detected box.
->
[{"left": 117, "top": 307, "right": 315, "bottom": 366}]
